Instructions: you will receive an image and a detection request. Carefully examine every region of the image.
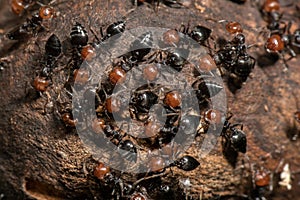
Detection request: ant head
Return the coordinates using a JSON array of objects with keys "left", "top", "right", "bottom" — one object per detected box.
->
[{"left": 232, "top": 33, "right": 245, "bottom": 45}]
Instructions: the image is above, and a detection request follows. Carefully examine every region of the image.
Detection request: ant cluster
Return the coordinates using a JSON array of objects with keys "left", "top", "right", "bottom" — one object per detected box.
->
[{"left": 10, "top": 0, "right": 294, "bottom": 199}]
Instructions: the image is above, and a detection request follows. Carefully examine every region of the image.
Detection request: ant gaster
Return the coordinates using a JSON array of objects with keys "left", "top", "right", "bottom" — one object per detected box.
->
[
  {"left": 11, "top": 0, "right": 35, "bottom": 16},
  {"left": 221, "top": 114, "right": 247, "bottom": 154}
]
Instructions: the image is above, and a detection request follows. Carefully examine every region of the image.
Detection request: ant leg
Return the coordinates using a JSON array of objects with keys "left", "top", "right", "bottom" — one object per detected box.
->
[
  {"left": 277, "top": 52, "right": 290, "bottom": 71},
  {"left": 285, "top": 46, "right": 297, "bottom": 61},
  {"left": 42, "top": 91, "right": 53, "bottom": 114},
  {"left": 226, "top": 112, "right": 234, "bottom": 121},
  {"left": 230, "top": 123, "right": 243, "bottom": 130},
  {"left": 286, "top": 21, "right": 292, "bottom": 35},
  {"left": 132, "top": 170, "right": 167, "bottom": 190}
]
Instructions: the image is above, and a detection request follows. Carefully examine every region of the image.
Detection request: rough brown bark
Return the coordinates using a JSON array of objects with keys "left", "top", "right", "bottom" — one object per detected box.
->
[{"left": 0, "top": 0, "right": 300, "bottom": 199}]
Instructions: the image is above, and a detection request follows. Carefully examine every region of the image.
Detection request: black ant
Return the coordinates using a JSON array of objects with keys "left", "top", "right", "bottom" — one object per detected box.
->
[
  {"left": 221, "top": 114, "right": 247, "bottom": 153},
  {"left": 221, "top": 114, "right": 247, "bottom": 167},
  {"left": 64, "top": 22, "right": 89, "bottom": 90},
  {"left": 100, "top": 21, "right": 126, "bottom": 42},
  {"left": 132, "top": 0, "right": 189, "bottom": 9},
  {"left": 178, "top": 24, "right": 213, "bottom": 47},
  {"left": 129, "top": 84, "right": 159, "bottom": 122},
  {"left": 7, "top": 5, "right": 56, "bottom": 40},
  {"left": 147, "top": 155, "right": 200, "bottom": 173},
  {"left": 87, "top": 20, "right": 126, "bottom": 48},
  {"left": 164, "top": 48, "right": 189, "bottom": 72},
  {"left": 192, "top": 75, "right": 224, "bottom": 107},
  {"left": 32, "top": 34, "right": 62, "bottom": 93}
]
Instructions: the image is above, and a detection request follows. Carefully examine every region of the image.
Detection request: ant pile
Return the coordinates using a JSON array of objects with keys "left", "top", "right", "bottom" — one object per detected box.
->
[{"left": 0, "top": 0, "right": 300, "bottom": 199}]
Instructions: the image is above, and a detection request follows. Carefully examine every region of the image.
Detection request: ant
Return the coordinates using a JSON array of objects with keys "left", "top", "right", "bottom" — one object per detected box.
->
[
  {"left": 32, "top": 34, "right": 62, "bottom": 93},
  {"left": 192, "top": 75, "right": 223, "bottom": 107},
  {"left": 201, "top": 108, "right": 226, "bottom": 132},
  {"left": 87, "top": 20, "right": 126, "bottom": 49},
  {"left": 7, "top": 5, "right": 56, "bottom": 40},
  {"left": 220, "top": 114, "right": 247, "bottom": 167},
  {"left": 93, "top": 162, "right": 135, "bottom": 199},
  {"left": 132, "top": 0, "right": 189, "bottom": 9},
  {"left": 251, "top": 166, "right": 272, "bottom": 199},
  {"left": 164, "top": 48, "right": 189, "bottom": 72},
  {"left": 264, "top": 21, "right": 300, "bottom": 69},
  {"left": 91, "top": 119, "right": 138, "bottom": 162},
  {"left": 99, "top": 21, "right": 126, "bottom": 42},
  {"left": 147, "top": 155, "right": 200, "bottom": 173},
  {"left": 221, "top": 114, "right": 247, "bottom": 154},
  {"left": 128, "top": 154, "right": 199, "bottom": 194},
  {"left": 129, "top": 84, "right": 159, "bottom": 122},
  {"left": 178, "top": 23, "right": 213, "bottom": 47}
]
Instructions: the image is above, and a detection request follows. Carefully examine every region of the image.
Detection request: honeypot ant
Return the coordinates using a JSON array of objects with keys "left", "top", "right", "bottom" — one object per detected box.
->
[
  {"left": 7, "top": 4, "right": 56, "bottom": 40},
  {"left": 264, "top": 21, "right": 300, "bottom": 69},
  {"left": 93, "top": 162, "right": 134, "bottom": 199}
]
